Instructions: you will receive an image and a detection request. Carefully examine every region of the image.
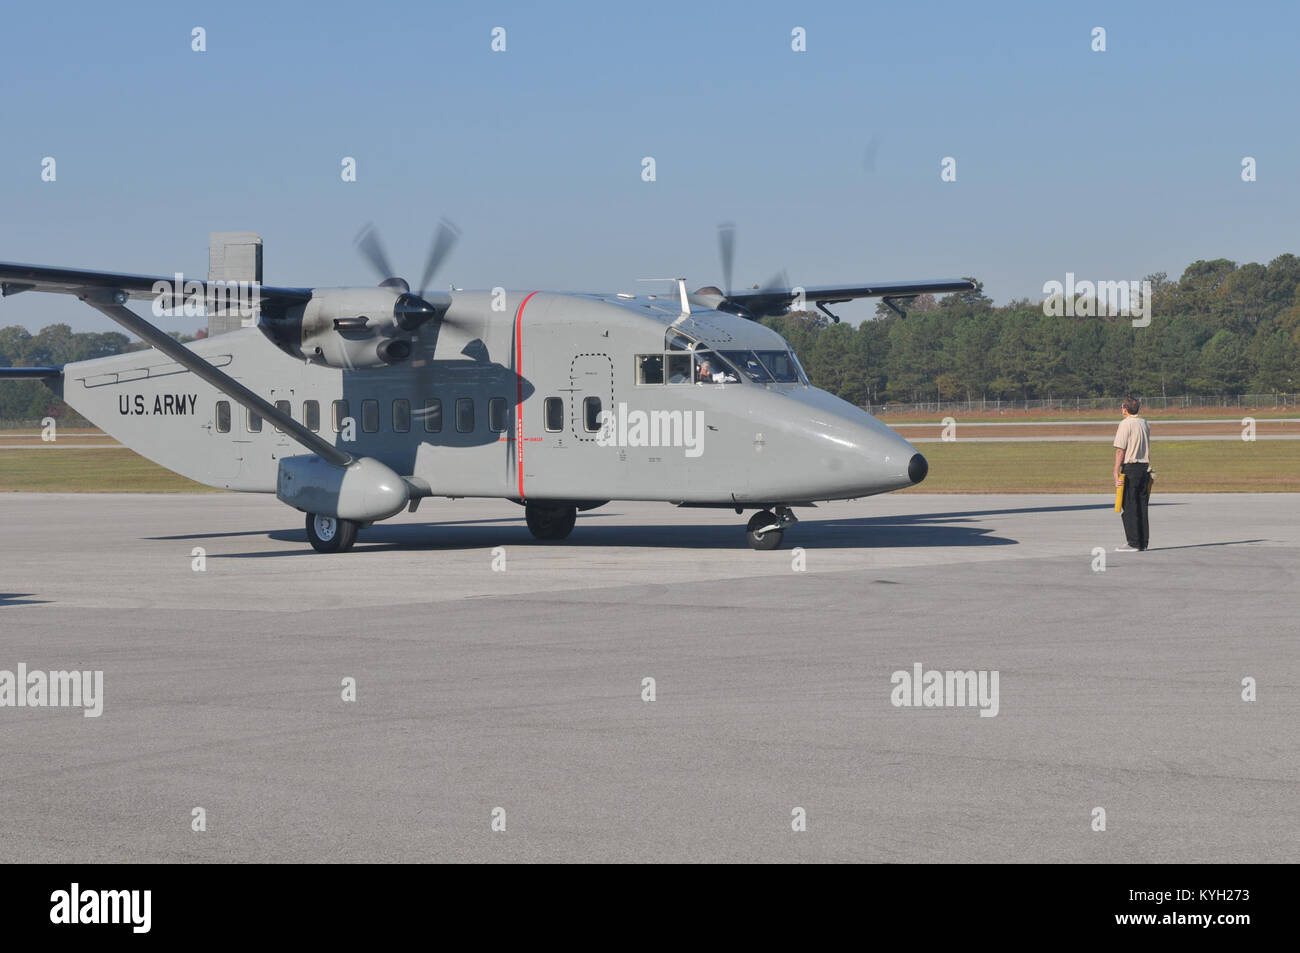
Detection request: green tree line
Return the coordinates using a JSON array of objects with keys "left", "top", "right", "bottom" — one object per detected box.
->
[
  {"left": 765, "top": 255, "right": 1300, "bottom": 404},
  {"left": 0, "top": 325, "right": 191, "bottom": 425}
]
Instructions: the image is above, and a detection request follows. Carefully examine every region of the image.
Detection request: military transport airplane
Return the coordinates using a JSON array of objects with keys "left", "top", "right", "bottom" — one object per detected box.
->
[{"left": 0, "top": 226, "right": 974, "bottom": 552}]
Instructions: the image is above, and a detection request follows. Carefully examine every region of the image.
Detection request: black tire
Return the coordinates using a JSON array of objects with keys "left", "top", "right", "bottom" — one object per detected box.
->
[
  {"left": 525, "top": 503, "right": 577, "bottom": 541},
  {"left": 305, "top": 513, "right": 358, "bottom": 553},
  {"left": 746, "top": 510, "right": 784, "bottom": 550}
]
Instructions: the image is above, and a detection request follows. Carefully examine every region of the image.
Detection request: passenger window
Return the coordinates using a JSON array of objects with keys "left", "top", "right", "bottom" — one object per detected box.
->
[
  {"left": 421, "top": 399, "right": 442, "bottom": 433},
  {"left": 332, "top": 400, "right": 349, "bottom": 433},
  {"left": 584, "top": 397, "right": 602, "bottom": 432},
  {"left": 247, "top": 409, "right": 262, "bottom": 433},
  {"left": 544, "top": 397, "right": 563, "bottom": 432},
  {"left": 303, "top": 400, "right": 320, "bottom": 432},
  {"left": 456, "top": 398, "right": 474, "bottom": 433},
  {"left": 637, "top": 354, "right": 664, "bottom": 384},
  {"left": 274, "top": 399, "right": 291, "bottom": 433},
  {"left": 362, "top": 399, "right": 380, "bottom": 433},
  {"left": 666, "top": 354, "right": 692, "bottom": 384},
  {"left": 215, "top": 400, "right": 231, "bottom": 433},
  {"left": 393, "top": 398, "right": 411, "bottom": 433},
  {"left": 489, "top": 397, "right": 507, "bottom": 433}
]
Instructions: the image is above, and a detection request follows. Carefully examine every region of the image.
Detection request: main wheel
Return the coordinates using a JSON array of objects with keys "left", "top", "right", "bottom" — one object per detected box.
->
[
  {"left": 746, "top": 510, "right": 784, "bottom": 550},
  {"left": 305, "top": 513, "right": 358, "bottom": 553},
  {"left": 525, "top": 503, "right": 577, "bottom": 541}
]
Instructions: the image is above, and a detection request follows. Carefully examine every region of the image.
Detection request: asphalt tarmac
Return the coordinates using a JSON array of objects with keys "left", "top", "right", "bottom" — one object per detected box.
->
[{"left": 1, "top": 492, "right": 1296, "bottom": 862}]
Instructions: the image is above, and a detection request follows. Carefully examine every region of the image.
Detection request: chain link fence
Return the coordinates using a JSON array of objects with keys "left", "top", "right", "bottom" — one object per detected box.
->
[{"left": 868, "top": 394, "right": 1298, "bottom": 416}]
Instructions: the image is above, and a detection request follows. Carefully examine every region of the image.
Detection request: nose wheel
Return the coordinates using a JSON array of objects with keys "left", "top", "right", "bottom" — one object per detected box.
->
[
  {"left": 306, "top": 513, "right": 358, "bottom": 553},
  {"left": 746, "top": 506, "right": 796, "bottom": 550}
]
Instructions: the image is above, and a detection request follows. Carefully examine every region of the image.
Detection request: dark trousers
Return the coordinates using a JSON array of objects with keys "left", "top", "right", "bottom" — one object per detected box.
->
[{"left": 1120, "top": 462, "right": 1151, "bottom": 549}]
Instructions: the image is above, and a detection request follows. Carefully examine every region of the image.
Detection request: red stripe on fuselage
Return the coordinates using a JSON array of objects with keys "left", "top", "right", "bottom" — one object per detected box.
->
[{"left": 514, "top": 291, "right": 539, "bottom": 500}]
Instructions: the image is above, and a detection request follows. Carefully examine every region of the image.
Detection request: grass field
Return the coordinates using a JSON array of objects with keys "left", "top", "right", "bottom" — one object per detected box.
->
[
  {"left": 0, "top": 448, "right": 211, "bottom": 492},
  {"left": 1, "top": 439, "right": 1296, "bottom": 494},
  {"left": 878, "top": 407, "right": 1298, "bottom": 424}
]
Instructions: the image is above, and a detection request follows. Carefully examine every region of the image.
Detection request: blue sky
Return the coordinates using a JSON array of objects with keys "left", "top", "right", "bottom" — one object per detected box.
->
[{"left": 1, "top": 0, "right": 1296, "bottom": 332}]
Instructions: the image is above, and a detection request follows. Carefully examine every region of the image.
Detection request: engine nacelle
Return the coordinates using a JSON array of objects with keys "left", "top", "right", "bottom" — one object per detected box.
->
[
  {"left": 259, "top": 287, "right": 450, "bottom": 370},
  {"left": 276, "top": 454, "right": 410, "bottom": 522}
]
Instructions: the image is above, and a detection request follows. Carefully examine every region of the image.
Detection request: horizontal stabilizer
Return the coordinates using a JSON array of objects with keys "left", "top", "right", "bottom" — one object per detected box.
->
[{"left": 0, "top": 366, "right": 62, "bottom": 380}]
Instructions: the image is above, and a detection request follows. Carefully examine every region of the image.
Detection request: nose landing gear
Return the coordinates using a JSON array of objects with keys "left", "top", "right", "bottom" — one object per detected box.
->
[{"left": 745, "top": 505, "right": 798, "bottom": 550}]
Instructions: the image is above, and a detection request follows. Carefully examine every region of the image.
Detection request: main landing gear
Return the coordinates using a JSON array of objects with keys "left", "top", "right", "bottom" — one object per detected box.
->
[
  {"left": 525, "top": 502, "right": 577, "bottom": 541},
  {"left": 745, "top": 506, "right": 798, "bottom": 550},
  {"left": 306, "top": 513, "right": 358, "bottom": 553}
]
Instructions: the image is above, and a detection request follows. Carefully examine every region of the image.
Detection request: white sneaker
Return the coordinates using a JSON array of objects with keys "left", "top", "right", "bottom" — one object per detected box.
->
[{"left": 1114, "top": 545, "right": 1139, "bottom": 552}]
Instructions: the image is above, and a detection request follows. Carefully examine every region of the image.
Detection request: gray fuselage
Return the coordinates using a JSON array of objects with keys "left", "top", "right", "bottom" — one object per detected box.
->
[{"left": 59, "top": 291, "right": 925, "bottom": 507}]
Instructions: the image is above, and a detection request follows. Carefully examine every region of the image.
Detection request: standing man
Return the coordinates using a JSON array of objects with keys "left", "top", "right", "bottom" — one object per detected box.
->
[{"left": 1113, "top": 396, "right": 1152, "bottom": 552}]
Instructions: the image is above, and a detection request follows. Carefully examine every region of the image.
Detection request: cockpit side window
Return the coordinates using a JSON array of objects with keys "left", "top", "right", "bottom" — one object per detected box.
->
[
  {"left": 665, "top": 330, "right": 695, "bottom": 351},
  {"left": 665, "top": 353, "right": 693, "bottom": 384}
]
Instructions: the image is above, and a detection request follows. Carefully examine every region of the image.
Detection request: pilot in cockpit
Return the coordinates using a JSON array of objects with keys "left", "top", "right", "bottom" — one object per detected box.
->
[{"left": 696, "top": 356, "right": 737, "bottom": 384}]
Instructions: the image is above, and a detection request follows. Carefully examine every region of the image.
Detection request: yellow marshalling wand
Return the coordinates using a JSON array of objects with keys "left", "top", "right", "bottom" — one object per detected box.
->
[{"left": 1114, "top": 474, "right": 1125, "bottom": 512}]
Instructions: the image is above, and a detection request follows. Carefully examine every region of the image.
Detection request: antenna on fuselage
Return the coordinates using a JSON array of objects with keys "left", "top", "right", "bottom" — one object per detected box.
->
[{"left": 636, "top": 277, "right": 691, "bottom": 316}]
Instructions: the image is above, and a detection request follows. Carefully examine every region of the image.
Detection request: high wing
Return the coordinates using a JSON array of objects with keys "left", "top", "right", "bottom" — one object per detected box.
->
[
  {"left": 0, "top": 260, "right": 312, "bottom": 318},
  {"left": 725, "top": 278, "right": 978, "bottom": 319},
  {"left": 0, "top": 259, "right": 347, "bottom": 465}
]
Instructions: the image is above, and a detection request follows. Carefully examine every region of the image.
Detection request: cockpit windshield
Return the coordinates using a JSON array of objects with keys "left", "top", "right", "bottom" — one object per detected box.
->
[
  {"left": 648, "top": 327, "right": 806, "bottom": 386},
  {"left": 720, "top": 350, "right": 772, "bottom": 382},
  {"left": 756, "top": 349, "right": 804, "bottom": 383},
  {"left": 720, "top": 349, "right": 806, "bottom": 384}
]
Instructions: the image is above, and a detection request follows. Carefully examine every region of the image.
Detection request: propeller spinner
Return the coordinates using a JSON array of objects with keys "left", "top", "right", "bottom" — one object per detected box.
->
[{"left": 355, "top": 220, "right": 460, "bottom": 330}]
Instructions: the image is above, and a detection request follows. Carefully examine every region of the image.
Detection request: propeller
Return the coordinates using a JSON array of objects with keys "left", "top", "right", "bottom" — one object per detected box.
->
[
  {"left": 717, "top": 222, "right": 735, "bottom": 297},
  {"left": 863, "top": 132, "right": 883, "bottom": 173},
  {"left": 417, "top": 219, "right": 461, "bottom": 299},
  {"left": 355, "top": 223, "right": 401, "bottom": 292},
  {"left": 354, "top": 220, "right": 460, "bottom": 330},
  {"left": 760, "top": 267, "right": 790, "bottom": 295},
  {"left": 695, "top": 222, "right": 792, "bottom": 320}
]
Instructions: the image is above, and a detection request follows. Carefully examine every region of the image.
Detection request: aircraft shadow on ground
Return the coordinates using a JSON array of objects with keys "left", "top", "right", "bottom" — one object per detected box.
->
[
  {"left": 0, "top": 593, "right": 51, "bottom": 607},
  {"left": 207, "top": 507, "right": 1038, "bottom": 556},
  {"left": 889, "top": 501, "right": 1183, "bottom": 521},
  {"left": 166, "top": 501, "right": 1182, "bottom": 553},
  {"left": 155, "top": 501, "right": 1188, "bottom": 555},
  {"left": 145, "top": 515, "right": 521, "bottom": 541}
]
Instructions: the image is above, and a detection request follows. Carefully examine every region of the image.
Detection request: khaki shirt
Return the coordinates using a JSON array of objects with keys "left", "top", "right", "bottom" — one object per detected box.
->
[{"left": 1113, "top": 415, "right": 1150, "bottom": 464}]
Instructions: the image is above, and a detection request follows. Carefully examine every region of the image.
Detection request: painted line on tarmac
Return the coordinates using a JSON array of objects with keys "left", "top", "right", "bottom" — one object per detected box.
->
[
  {"left": 890, "top": 418, "right": 1300, "bottom": 427},
  {"left": 908, "top": 435, "right": 1300, "bottom": 442}
]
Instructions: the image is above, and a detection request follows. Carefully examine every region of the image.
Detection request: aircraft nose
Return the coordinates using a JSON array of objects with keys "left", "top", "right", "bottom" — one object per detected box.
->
[{"left": 908, "top": 452, "right": 928, "bottom": 485}]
